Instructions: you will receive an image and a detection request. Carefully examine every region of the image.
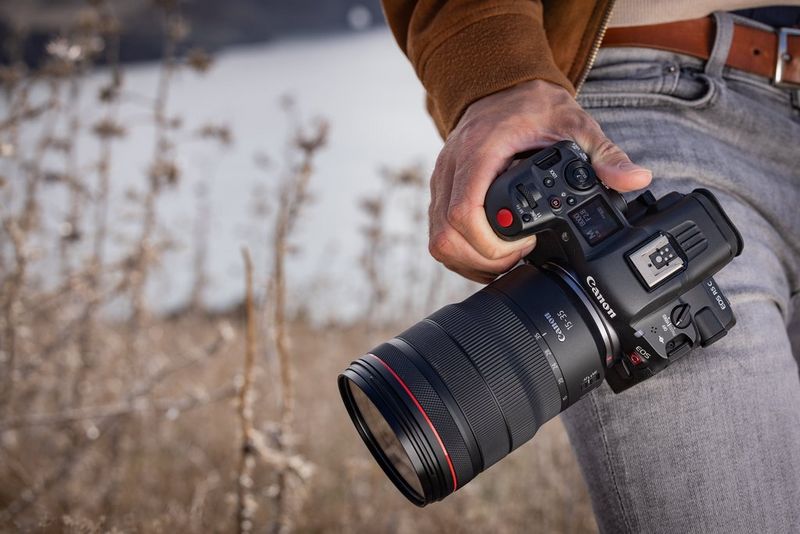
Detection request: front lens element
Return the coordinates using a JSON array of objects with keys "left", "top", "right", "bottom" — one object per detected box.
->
[{"left": 346, "top": 381, "right": 423, "bottom": 496}]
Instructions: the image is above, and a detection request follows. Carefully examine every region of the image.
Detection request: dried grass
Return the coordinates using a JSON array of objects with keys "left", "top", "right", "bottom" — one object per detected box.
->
[{"left": 0, "top": 2, "right": 597, "bottom": 532}]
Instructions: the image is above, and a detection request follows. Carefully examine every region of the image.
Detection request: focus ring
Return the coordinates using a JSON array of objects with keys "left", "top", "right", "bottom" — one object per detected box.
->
[
  {"left": 485, "top": 287, "right": 569, "bottom": 421},
  {"left": 429, "top": 290, "right": 562, "bottom": 450},
  {"left": 398, "top": 320, "right": 510, "bottom": 469},
  {"left": 370, "top": 342, "right": 473, "bottom": 489}
]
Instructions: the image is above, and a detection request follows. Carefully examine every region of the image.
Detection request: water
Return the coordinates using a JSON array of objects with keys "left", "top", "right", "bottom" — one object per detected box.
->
[{"left": 17, "top": 29, "right": 457, "bottom": 320}]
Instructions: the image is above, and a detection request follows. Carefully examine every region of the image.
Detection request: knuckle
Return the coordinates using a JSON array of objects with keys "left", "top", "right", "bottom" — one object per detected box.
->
[
  {"left": 446, "top": 202, "right": 471, "bottom": 229},
  {"left": 594, "top": 136, "right": 616, "bottom": 155},
  {"left": 428, "top": 231, "right": 453, "bottom": 262}
]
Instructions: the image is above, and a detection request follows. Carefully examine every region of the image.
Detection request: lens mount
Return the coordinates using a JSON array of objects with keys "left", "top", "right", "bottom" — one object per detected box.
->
[{"left": 541, "top": 263, "right": 620, "bottom": 362}]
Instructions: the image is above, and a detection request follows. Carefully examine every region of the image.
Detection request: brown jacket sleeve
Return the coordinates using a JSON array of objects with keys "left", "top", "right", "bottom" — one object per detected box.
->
[{"left": 381, "top": 0, "right": 574, "bottom": 138}]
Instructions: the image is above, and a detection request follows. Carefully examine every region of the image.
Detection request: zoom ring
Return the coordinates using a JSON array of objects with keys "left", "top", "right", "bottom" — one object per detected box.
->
[{"left": 429, "top": 289, "right": 562, "bottom": 451}]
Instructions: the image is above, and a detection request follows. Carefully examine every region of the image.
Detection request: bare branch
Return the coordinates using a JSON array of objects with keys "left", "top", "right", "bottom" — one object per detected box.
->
[{"left": 236, "top": 248, "right": 258, "bottom": 534}]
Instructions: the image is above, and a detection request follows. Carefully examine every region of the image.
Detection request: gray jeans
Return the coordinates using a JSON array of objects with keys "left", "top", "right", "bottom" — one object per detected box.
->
[{"left": 561, "top": 12, "right": 800, "bottom": 534}]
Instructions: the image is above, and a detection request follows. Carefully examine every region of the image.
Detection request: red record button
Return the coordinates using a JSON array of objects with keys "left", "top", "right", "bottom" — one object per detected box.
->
[
  {"left": 496, "top": 208, "right": 514, "bottom": 228},
  {"left": 629, "top": 352, "right": 643, "bottom": 366}
]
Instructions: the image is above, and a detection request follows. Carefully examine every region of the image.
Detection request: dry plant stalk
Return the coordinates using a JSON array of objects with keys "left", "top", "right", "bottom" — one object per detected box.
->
[
  {"left": 0, "top": 3, "right": 241, "bottom": 528},
  {"left": 188, "top": 183, "right": 211, "bottom": 313},
  {"left": 101, "top": 1, "right": 186, "bottom": 513},
  {"left": 128, "top": 1, "right": 185, "bottom": 341},
  {"left": 79, "top": 2, "right": 124, "bottom": 386},
  {"left": 269, "top": 119, "right": 328, "bottom": 534},
  {"left": 358, "top": 164, "right": 427, "bottom": 326},
  {"left": 236, "top": 248, "right": 258, "bottom": 534},
  {"left": 358, "top": 194, "right": 388, "bottom": 326},
  {"left": 1, "top": 79, "right": 63, "bottom": 416}
]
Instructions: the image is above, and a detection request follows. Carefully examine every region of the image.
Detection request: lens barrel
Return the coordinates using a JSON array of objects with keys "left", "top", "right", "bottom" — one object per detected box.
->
[{"left": 338, "top": 264, "right": 611, "bottom": 505}]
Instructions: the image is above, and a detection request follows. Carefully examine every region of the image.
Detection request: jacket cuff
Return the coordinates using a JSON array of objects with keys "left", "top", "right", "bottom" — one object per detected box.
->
[{"left": 417, "top": 13, "right": 574, "bottom": 137}]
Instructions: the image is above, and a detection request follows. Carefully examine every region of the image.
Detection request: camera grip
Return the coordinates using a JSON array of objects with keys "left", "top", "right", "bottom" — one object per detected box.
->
[{"left": 484, "top": 141, "right": 605, "bottom": 242}]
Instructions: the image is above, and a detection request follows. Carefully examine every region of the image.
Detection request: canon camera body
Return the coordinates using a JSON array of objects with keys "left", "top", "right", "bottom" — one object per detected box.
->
[
  {"left": 338, "top": 141, "right": 743, "bottom": 506},
  {"left": 485, "top": 140, "right": 743, "bottom": 393}
]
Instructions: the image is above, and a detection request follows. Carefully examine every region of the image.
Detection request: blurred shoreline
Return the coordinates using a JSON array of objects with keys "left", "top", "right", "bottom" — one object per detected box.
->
[
  {"left": 16, "top": 27, "right": 445, "bottom": 322},
  {"left": 0, "top": 0, "right": 387, "bottom": 67}
]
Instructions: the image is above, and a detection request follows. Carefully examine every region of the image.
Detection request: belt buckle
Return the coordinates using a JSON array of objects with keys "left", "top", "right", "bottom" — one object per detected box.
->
[{"left": 774, "top": 27, "right": 800, "bottom": 88}]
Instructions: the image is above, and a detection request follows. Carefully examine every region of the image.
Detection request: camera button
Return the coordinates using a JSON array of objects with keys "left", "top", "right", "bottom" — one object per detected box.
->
[
  {"left": 565, "top": 160, "right": 597, "bottom": 191},
  {"left": 516, "top": 183, "right": 539, "bottom": 208},
  {"left": 496, "top": 208, "right": 514, "bottom": 228},
  {"left": 543, "top": 177, "right": 555, "bottom": 188},
  {"left": 549, "top": 197, "right": 562, "bottom": 210},
  {"left": 670, "top": 303, "right": 692, "bottom": 329}
]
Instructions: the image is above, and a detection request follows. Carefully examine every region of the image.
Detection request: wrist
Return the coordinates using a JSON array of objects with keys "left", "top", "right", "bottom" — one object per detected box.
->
[{"left": 458, "top": 78, "right": 576, "bottom": 131}]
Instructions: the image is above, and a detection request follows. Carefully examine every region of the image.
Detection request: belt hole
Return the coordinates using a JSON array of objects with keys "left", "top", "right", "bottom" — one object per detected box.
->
[{"left": 752, "top": 48, "right": 761, "bottom": 56}]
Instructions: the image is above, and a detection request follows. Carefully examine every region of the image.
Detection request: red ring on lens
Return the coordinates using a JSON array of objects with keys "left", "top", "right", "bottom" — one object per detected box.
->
[{"left": 369, "top": 354, "right": 458, "bottom": 492}]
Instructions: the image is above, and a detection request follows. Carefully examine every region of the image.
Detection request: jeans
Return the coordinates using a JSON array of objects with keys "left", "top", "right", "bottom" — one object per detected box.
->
[{"left": 561, "top": 12, "right": 800, "bottom": 534}]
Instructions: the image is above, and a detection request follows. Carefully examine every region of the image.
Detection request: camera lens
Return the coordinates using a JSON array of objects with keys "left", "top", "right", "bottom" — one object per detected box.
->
[{"left": 339, "top": 264, "right": 614, "bottom": 505}]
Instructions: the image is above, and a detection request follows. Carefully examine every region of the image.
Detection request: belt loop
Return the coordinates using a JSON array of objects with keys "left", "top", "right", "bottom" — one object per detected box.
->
[{"left": 706, "top": 11, "right": 734, "bottom": 78}]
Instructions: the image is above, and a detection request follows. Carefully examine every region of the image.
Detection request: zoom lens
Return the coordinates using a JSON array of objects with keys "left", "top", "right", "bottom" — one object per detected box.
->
[{"left": 339, "top": 264, "right": 615, "bottom": 505}]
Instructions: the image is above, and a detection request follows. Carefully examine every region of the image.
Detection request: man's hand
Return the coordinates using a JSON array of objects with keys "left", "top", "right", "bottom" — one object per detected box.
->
[{"left": 428, "top": 79, "right": 652, "bottom": 283}]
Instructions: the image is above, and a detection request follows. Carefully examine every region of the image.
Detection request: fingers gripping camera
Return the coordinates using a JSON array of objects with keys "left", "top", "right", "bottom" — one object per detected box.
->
[
  {"left": 484, "top": 140, "right": 743, "bottom": 392},
  {"left": 338, "top": 141, "right": 743, "bottom": 506}
]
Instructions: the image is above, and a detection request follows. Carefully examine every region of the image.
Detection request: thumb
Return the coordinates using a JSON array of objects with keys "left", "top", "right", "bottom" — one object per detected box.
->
[{"left": 579, "top": 133, "right": 652, "bottom": 192}]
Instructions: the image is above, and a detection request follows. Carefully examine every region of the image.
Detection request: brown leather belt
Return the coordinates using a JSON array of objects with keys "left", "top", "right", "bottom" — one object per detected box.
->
[{"left": 602, "top": 17, "right": 800, "bottom": 88}]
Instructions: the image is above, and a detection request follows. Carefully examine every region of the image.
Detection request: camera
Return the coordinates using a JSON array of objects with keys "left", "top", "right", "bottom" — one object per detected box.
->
[{"left": 338, "top": 141, "right": 743, "bottom": 506}]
